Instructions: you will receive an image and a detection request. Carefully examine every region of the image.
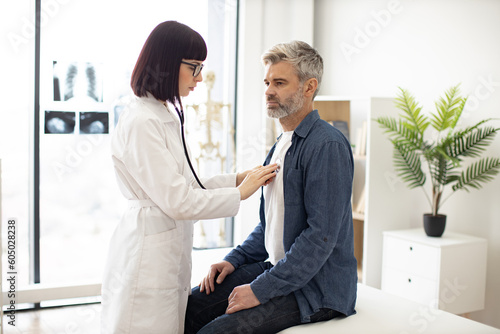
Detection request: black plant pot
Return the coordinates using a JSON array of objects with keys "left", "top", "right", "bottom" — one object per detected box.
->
[{"left": 423, "top": 214, "right": 446, "bottom": 237}]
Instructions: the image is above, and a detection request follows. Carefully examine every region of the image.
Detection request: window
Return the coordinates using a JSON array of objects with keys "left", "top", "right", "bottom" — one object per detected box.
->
[{"left": 1, "top": 0, "right": 238, "bottom": 307}]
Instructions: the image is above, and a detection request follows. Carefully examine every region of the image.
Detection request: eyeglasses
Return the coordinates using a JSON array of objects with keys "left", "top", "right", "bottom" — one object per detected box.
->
[{"left": 181, "top": 61, "right": 204, "bottom": 77}]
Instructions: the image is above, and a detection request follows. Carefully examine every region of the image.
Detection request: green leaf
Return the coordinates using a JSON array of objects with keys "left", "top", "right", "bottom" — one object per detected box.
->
[
  {"left": 375, "top": 117, "right": 421, "bottom": 150},
  {"left": 444, "top": 126, "right": 499, "bottom": 159},
  {"left": 449, "top": 96, "right": 467, "bottom": 130},
  {"left": 434, "top": 145, "right": 462, "bottom": 167},
  {"left": 428, "top": 153, "right": 456, "bottom": 186},
  {"left": 423, "top": 146, "right": 457, "bottom": 188},
  {"left": 393, "top": 142, "right": 426, "bottom": 188},
  {"left": 452, "top": 157, "right": 500, "bottom": 192},
  {"left": 394, "top": 88, "right": 430, "bottom": 138},
  {"left": 431, "top": 84, "right": 463, "bottom": 132}
]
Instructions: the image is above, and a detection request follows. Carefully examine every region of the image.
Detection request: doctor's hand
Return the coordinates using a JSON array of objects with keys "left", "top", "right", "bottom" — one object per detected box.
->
[
  {"left": 237, "top": 164, "right": 278, "bottom": 200},
  {"left": 226, "top": 284, "right": 261, "bottom": 314},
  {"left": 236, "top": 170, "right": 250, "bottom": 186},
  {"left": 200, "top": 260, "right": 235, "bottom": 295},
  {"left": 236, "top": 165, "right": 268, "bottom": 186}
]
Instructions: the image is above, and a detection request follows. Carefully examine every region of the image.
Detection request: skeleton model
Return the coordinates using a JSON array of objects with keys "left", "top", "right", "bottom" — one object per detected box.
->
[
  {"left": 186, "top": 71, "right": 235, "bottom": 247},
  {"left": 187, "top": 70, "right": 235, "bottom": 172}
]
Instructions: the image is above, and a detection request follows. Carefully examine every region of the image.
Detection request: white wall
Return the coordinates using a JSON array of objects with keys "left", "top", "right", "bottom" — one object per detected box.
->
[
  {"left": 314, "top": 0, "right": 500, "bottom": 328},
  {"left": 234, "top": 0, "right": 314, "bottom": 243},
  {"left": 237, "top": 0, "right": 500, "bottom": 329}
]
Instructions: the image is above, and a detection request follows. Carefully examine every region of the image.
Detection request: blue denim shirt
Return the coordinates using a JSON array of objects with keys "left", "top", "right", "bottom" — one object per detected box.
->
[{"left": 224, "top": 110, "right": 357, "bottom": 322}]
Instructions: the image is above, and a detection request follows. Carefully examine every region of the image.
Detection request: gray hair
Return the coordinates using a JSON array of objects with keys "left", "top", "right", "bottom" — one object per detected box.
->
[{"left": 261, "top": 40, "right": 323, "bottom": 98}]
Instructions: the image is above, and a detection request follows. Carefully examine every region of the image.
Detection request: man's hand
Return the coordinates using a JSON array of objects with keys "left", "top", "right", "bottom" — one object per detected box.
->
[
  {"left": 225, "top": 284, "right": 261, "bottom": 314},
  {"left": 199, "top": 261, "right": 235, "bottom": 295}
]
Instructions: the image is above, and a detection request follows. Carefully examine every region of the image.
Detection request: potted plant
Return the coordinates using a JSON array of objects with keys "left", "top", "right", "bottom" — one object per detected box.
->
[{"left": 375, "top": 85, "right": 500, "bottom": 237}]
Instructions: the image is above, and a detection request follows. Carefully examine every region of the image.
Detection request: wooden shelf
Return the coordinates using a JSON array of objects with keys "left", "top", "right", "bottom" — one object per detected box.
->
[{"left": 353, "top": 211, "right": 365, "bottom": 221}]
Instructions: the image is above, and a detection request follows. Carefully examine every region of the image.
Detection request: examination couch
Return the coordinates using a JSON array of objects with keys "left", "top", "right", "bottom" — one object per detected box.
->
[{"left": 279, "top": 283, "right": 500, "bottom": 334}]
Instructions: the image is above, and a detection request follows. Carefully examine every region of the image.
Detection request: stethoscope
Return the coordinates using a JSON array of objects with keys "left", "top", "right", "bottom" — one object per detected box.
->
[{"left": 174, "top": 105, "right": 206, "bottom": 190}]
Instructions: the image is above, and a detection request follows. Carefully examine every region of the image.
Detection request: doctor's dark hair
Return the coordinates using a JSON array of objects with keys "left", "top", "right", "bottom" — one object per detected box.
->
[
  {"left": 261, "top": 40, "right": 323, "bottom": 98},
  {"left": 130, "top": 21, "right": 207, "bottom": 105}
]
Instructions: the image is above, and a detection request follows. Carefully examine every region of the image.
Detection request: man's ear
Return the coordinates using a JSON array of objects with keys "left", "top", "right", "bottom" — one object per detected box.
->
[{"left": 303, "top": 78, "right": 318, "bottom": 98}]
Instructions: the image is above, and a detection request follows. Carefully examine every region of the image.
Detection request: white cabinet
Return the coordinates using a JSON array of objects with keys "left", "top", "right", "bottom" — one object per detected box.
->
[{"left": 381, "top": 229, "right": 487, "bottom": 314}]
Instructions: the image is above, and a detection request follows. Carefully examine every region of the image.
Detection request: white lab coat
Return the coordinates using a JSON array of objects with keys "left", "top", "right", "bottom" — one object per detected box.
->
[{"left": 101, "top": 94, "right": 240, "bottom": 334}]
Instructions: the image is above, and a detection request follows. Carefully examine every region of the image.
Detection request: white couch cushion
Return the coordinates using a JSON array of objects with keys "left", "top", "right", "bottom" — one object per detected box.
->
[{"left": 279, "top": 284, "right": 500, "bottom": 334}]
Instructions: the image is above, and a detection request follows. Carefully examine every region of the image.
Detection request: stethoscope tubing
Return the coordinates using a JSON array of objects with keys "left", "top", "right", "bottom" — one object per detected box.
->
[{"left": 174, "top": 106, "right": 206, "bottom": 190}]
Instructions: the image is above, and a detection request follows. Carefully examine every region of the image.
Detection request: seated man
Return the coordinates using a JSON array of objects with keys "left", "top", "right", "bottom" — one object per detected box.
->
[{"left": 185, "top": 40, "right": 357, "bottom": 334}]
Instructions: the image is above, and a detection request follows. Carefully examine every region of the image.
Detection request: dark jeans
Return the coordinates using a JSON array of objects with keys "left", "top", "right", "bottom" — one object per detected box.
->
[{"left": 184, "top": 262, "right": 341, "bottom": 334}]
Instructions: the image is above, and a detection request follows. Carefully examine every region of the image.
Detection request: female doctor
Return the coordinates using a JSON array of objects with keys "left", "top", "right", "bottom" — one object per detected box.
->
[{"left": 101, "top": 21, "right": 277, "bottom": 334}]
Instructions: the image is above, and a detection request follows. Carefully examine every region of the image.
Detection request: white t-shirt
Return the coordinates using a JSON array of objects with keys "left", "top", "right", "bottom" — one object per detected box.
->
[{"left": 264, "top": 131, "right": 294, "bottom": 265}]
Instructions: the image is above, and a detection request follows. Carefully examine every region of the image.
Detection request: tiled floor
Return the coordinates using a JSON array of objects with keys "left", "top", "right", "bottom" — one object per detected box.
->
[{"left": 2, "top": 303, "right": 101, "bottom": 334}]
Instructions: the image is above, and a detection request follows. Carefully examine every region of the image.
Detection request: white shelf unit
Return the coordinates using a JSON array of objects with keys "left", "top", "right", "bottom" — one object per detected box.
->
[{"left": 314, "top": 96, "right": 419, "bottom": 287}]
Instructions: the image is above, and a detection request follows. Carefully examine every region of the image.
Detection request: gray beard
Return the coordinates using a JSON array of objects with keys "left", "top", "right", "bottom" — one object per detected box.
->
[{"left": 267, "top": 87, "right": 304, "bottom": 119}]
